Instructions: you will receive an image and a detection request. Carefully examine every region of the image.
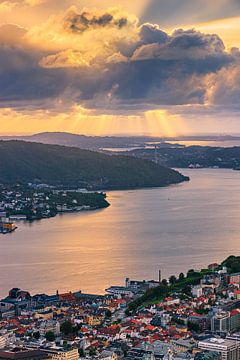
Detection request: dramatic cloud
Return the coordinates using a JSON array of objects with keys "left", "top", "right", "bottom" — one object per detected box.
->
[
  {"left": 206, "top": 61, "right": 240, "bottom": 106},
  {"left": 0, "top": 6, "right": 239, "bottom": 113},
  {"left": 40, "top": 50, "right": 91, "bottom": 68}
]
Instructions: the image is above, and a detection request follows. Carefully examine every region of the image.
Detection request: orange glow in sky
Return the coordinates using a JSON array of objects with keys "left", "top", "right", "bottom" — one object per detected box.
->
[{"left": 1, "top": 0, "right": 240, "bottom": 136}]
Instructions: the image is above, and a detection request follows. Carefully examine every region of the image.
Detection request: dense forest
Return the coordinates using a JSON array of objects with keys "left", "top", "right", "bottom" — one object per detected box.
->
[{"left": 0, "top": 141, "right": 188, "bottom": 189}]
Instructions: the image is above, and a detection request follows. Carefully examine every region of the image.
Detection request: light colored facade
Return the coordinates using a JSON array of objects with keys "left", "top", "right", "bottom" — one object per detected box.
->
[
  {"left": 105, "top": 286, "right": 134, "bottom": 297},
  {"left": 229, "top": 273, "right": 240, "bottom": 284},
  {"left": 198, "top": 338, "right": 239, "bottom": 360},
  {"left": 192, "top": 286, "right": 203, "bottom": 298},
  {"left": 46, "top": 348, "right": 79, "bottom": 360}
]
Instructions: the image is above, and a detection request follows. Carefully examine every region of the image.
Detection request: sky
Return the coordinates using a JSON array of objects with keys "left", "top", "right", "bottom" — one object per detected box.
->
[{"left": 1, "top": 0, "right": 240, "bottom": 136}]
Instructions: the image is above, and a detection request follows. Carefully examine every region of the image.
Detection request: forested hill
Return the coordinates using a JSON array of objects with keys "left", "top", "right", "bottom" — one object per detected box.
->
[{"left": 0, "top": 141, "right": 189, "bottom": 189}]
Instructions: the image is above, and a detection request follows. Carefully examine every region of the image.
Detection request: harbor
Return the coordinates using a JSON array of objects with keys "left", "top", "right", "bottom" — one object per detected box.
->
[{"left": 0, "top": 212, "right": 17, "bottom": 234}]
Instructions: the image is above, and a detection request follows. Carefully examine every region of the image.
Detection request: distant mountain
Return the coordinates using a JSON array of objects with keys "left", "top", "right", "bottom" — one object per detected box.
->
[
  {"left": 0, "top": 132, "right": 161, "bottom": 150},
  {"left": 1, "top": 132, "right": 240, "bottom": 150},
  {"left": 0, "top": 141, "right": 189, "bottom": 188}
]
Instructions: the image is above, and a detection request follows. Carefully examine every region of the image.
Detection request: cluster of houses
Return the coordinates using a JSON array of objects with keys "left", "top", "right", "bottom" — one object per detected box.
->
[
  {"left": 1, "top": 264, "right": 240, "bottom": 359},
  {"left": 0, "top": 185, "right": 95, "bottom": 227}
]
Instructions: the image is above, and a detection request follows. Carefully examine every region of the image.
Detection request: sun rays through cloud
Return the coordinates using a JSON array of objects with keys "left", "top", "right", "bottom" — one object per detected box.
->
[{"left": 1, "top": 0, "right": 240, "bottom": 135}]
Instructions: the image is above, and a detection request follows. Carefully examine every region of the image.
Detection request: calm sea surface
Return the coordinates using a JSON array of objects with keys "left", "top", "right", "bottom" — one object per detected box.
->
[{"left": 0, "top": 169, "right": 239, "bottom": 297}]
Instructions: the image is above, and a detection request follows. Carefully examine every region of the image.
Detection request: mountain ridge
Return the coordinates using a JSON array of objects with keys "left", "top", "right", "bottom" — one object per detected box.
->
[{"left": 0, "top": 140, "right": 189, "bottom": 189}]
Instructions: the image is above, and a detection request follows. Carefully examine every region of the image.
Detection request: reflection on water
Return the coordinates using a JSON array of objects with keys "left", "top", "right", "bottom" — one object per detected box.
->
[
  {"left": 169, "top": 140, "right": 240, "bottom": 147},
  {"left": 0, "top": 169, "right": 239, "bottom": 297}
]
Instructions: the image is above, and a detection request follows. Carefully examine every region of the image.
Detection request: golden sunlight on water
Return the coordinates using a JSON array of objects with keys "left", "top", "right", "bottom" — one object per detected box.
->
[{"left": 0, "top": 169, "right": 239, "bottom": 297}]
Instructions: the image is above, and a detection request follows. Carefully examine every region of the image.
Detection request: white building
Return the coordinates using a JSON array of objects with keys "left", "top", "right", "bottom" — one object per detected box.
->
[
  {"left": 192, "top": 285, "right": 203, "bottom": 298},
  {"left": 105, "top": 286, "right": 134, "bottom": 298},
  {"left": 198, "top": 338, "right": 239, "bottom": 360}
]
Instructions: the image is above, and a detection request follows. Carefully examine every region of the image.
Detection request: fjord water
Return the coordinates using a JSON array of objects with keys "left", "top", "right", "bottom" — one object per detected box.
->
[{"left": 0, "top": 169, "right": 239, "bottom": 297}]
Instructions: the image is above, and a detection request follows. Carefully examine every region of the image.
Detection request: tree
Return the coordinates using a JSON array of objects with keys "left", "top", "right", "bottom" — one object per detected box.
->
[
  {"left": 179, "top": 273, "right": 185, "bottom": 281},
  {"left": 169, "top": 275, "right": 177, "bottom": 285},
  {"left": 172, "top": 317, "right": 184, "bottom": 326},
  {"left": 161, "top": 279, "right": 168, "bottom": 286},
  {"left": 45, "top": 331, "right": 55, "bottom": 342},
  {"left": 187, "top": 269, "right": 200, "bottom": 278},
  {"left": 60, "top": 321, "right": 73, "bottom": 335},
  {"left": 105, "top": 309, "right": 112, "bottom": 318},
  {"left": 33, "top": 331, "right": 40, "bottom": 340},
  {"left": 89, "top": 348, "right": 96, "bottom": 356},
  {"left": 187, "top": 321, "right": 200, "bottom": 333},
  {"left": 125, "top": 309, "right": 131, "bottom": 317},
  {"left": 79, "top": 349, "right": 85, "bottom": 357},
  {"left": 182, "top": 285, "right": 192, "bottom": 296}
]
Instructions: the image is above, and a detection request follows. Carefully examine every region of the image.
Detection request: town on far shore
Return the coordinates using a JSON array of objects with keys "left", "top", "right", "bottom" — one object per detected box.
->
[
  {"left": 1, "top": 256, "right": 240, "bottom": 360},
  {"left": 0, "top": 183, "right": 109, "bottom": 234}
]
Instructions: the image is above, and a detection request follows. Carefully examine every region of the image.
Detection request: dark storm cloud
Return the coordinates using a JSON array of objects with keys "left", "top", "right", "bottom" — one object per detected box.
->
[
  {"left": 139, "top": 23, "right": 169, "bottom": 45},
  {"left": 0, "top": 43, "right": 72, "bottom": 104},
  {"left": 133, "top": 29, "right": 227, "bottom": 61},
  {"left": 0, "top": 21, "right": 238, "bottom": 110},
  {"left": 170, "top": 29, "right": 225, "bottom": 52}
]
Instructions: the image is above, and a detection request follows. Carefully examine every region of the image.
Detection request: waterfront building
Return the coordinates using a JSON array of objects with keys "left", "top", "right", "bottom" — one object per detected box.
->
[{"left": 105, "top": 286, "right": 134, "bottom": 298}]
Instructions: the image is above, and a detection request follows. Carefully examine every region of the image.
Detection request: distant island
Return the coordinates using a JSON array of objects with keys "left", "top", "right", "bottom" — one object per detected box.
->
[
  {"left": 0, "top": 141, "right": 189, "bottom": 189},
  {"left": 115, "top": 145, "right": 240, "bottom": 170}
]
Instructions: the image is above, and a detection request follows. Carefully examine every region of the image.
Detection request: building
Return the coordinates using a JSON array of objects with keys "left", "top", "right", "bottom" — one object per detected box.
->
[
  {"left": 229, "top": 309, "right": 240, "bottom": 332},
  {"left": 234, "top": 290, "right": 240, "bottom": 300},
  {"left": 0, "top": 333, "right": 15, "bottom": 350},
  {"left": 0, "top": 337, "right": 6, "bottom": 350},
  {"left": 39, "top": 321, "right": 60, "bottom": 336},
  {"left": 211, "top": 311, "right": 230, "bottom": 333},
  {"left": 98, "top": 350, "right": 118, "bottom": 360},
  {"left": 192, "top": 286, "right": 203, "bottom": 298},
  {"left": 194, "top": 351, "right": 221, "bottom": 360},
  {"left": 198, "top": 338, "right": 239, "bottom": 360},
  {"left": 105, "top": 286, "right": 134, "bottom": 298},
  {"left": 229, "top": 273, "right": 240, "bottom": 285},
  {"left": 211, "top": 309, "right": 240, "bottom": 333},
  {"left": 201, "top": 275, "right": 220, "bottom": 290},
  {"left": 0, "top": 349, "right": 50, "bottom": 360},
  {"left": 125, "top": 277, "right": 160, "bottom": 291},
  {"left": 42, "top": 348, "right": 78, "bottom": 360},
  {"left": 172, "top": 339, "right": 197, "bottom": 353}
]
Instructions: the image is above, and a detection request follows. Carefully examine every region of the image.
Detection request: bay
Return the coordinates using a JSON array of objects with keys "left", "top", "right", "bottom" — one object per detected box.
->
[{"left": 0, "top": 169, "right": 239, "bottom": 297}]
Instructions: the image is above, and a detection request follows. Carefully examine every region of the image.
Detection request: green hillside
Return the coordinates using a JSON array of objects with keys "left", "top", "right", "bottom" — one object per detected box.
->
[{"left": 0, "top": 141, "right": 189, "bottom": 188}]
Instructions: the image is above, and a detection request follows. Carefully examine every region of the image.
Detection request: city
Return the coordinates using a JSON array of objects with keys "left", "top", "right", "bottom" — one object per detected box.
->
[
  {"left": 1, "top": 0, "right": 240, "bottom": 359},
  {"left": 1, "top": 257, "right": 240, "bottom": 359}
]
